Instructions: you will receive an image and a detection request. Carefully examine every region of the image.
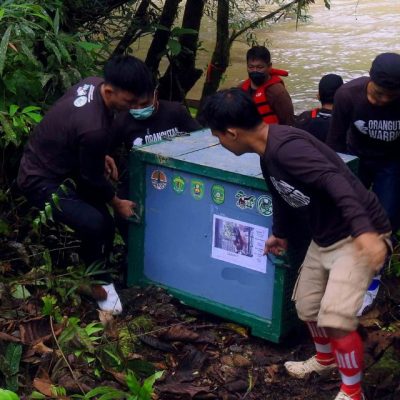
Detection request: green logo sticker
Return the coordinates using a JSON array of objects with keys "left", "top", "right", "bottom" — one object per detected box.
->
[
  {"left": 172, "top": 175, "right": 185, "bottom": 194},
  {"left": 191, "top": 179, "right": 204, "bottom": 200},
  {"left": 211, "top": 184, "right": 225, "bottom": 204},
  {"left": 235, "top": 190, "right": 256, "bottom": 209},
  {"left": 257, "top": 195, "right": 273, "bottom": 216}
]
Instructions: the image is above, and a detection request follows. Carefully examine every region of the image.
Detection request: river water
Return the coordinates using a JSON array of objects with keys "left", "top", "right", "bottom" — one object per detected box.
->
[{"left": 185, "top": 0, "right": 400, "bottom": 113}]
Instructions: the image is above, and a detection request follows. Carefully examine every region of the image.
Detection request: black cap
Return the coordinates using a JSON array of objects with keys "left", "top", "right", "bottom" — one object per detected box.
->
[
  {"left": 370, "top": 52, "right": 400, "bottom": 90},
  {"left": 318, "top": 74, "right": 344, "bottom": 104}
]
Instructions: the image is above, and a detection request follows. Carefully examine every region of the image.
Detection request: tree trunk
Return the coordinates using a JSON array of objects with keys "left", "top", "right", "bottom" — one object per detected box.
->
[
  {"left": 145, "top": 0, "right": 182, "bottom": 77},
  {"left": 157, "top": 0, "right": 206, "bottom": 102},
  {"left": 111, "top": 0, "right": 152, "bottom": 57},
  {"left": 199, "top": 0, "right": 304, "bottom": 108},
  {"left": 198, "top": 0, "right": 230, "bottom": 109},
  {"left": 63, "top": 0, "right": 134, "bottom": 30}
]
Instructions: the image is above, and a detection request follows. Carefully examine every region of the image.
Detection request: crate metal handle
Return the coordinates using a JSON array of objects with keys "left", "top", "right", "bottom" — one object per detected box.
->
[{"left": 127, "top": 211, "right": 141, "bottom": 224}]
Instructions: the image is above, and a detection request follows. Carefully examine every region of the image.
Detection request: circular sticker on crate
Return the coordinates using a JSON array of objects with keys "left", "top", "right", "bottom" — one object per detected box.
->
[
  {"left": 151, "top": 170, "right": 167, "bottom": 190},
  {"left": 211, "top": 184, "right": 225, "bottom": 205},
  {"left": 172, "top": 175, "right": 185, "bottom": 194},
  {"left": 191, "top": 179, "right": 204, "bottom": 200},
  {"left": 256, "top": 195, "right": 273, "bottom": 216}
]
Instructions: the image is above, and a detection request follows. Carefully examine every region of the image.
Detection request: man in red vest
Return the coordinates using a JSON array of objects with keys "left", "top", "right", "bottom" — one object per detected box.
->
[
  {"left": 240, "top": 46, "right": 295, "bottom": 126},
  {"left": 296, "top": 74, "right": 344, "bottom": 142}
]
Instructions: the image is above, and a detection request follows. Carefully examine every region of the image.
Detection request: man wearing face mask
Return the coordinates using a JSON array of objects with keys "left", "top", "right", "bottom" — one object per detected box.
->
[
  {"left": 112, "top": 80, "right": 201, "bottom": 148},
  {"left": 111, "top": 78, "right": 202, "bottom": 242},
  {"left": 240, "top": 46, "right": 295, "bottom": 126}
]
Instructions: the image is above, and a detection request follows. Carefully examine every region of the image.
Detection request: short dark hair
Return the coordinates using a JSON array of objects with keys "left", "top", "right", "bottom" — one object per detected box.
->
[
  {"left": 199, "top": 88, "right": 263, "bottom": 131},
  {"left": 370, "top": 52, "right": 400, "bottom": 90},
  {"left": 318, "top": 74, "right": 343, "bottom": 104},
  {"left": 104, "top": 55, "right": 154, "bottom": 97},
  {"left": 246, "top": 46, "right": 271, "bottom": 64}
]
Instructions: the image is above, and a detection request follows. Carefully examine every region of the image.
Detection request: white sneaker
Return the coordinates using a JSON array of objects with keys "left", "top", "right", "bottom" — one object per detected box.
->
[
  {"left": 97, "top": 283, "right": 123, "bottom": 315},
  {"left": 334, "top": 390, "right": 365, "bottom": 400},
  {"left": 284, "top": 355, "right": 336, "bottom": 379}
]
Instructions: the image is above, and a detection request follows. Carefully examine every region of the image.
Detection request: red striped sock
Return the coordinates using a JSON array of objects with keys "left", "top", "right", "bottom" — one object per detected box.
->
[
  {"left": 306, "top": 321, "right": 335, "bottom": 365},
  {"left": 331, "top": 331, "right": 364, "bottom": 400}
]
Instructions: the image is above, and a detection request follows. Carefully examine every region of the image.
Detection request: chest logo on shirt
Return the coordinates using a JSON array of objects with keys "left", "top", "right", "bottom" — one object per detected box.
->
[
  {"left": 354, "top": 119, "right": 400, "bottom": 141},
  {"left": 74, "top": 97, "right": 87, "bottom": 107},
  {"left": 73, "top": 84, "right": 95, "bottom": 108},
  {"left": 144, "top": 127, "right": 179, "bottom": 144},
  {"left": 270, "top": 177, "right": 310, "bottom": 208}
]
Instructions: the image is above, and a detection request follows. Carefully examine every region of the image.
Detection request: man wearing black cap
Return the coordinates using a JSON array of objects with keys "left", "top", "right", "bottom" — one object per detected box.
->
[
  {"left": 326, "top": 53, "right": 400, "bottom": 236},
  {"left": 296, "top": 74, "right": 344, "bottom": 142}
]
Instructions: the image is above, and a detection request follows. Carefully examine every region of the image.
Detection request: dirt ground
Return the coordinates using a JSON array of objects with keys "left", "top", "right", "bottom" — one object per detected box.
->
[
  {"left": 1, "top": 244, "right": 399, "bottom": 400},
  {"left": 114, "top": 281, "right": 400, "bottom": 400}
]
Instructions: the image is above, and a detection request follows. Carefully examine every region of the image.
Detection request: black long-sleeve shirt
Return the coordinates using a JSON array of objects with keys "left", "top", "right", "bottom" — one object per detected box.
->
[
  {"left": 326, "top": 77, "right": 400, "bottom": 160},
  {"left": 261, "top": 125, "right": 390, "bottom": 247},
  {"left": 18, "top": 77, "right": 116, "bottom": 202}
]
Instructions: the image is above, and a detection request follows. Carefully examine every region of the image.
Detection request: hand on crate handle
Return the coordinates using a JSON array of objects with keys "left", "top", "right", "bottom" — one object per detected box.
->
[
  {"left": 110, "top": 196, "right": 137, "bottom": 219},
  {"left": 264, "top": 235, "right": 288, "bottom": 256}
]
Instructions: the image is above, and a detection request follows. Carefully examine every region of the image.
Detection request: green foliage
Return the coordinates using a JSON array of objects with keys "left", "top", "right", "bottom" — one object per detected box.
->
[
  {"left": 0, "top": 0, "right": 102, "bottom": 156},
  {"left": 41, "top": 294, "right": 62, "bottom": 320},
  {"left": 30, "top": 391, "right": 46, "bottom": 399},
  {"left": 58, "top": 317, "right": 104, "bottom": 360},
  {"left": 33, "top": 200, "right": 55, "bottom": 231},
  {"left": 20, "top": 256, "right": 112, "bottom": 310},
  {"left": 51, "top": 385, "right": 67, "bottom": 397},
  {"left": 72, "top": 370, "right": 164, "bottom": 400},
  {"left": 389, "top": 250, "right": 400, "bottom": 277},
  {"left": 0, "top": 105, "right": 42, "bottom": 147},
  {"left": 0, "top": 389, "right": 19, "bottom": 400},
  {"left": 0, "top": 343, "right": 23, "bottom": 392},
  {"left": 126, "top": 370, "right": 163, "bottom": 400}
]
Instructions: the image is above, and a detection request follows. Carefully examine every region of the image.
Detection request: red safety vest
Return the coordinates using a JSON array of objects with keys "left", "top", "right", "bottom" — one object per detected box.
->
[
  {"left": 241, "top": 68, "right": 289, "bottom": 124},
  {"left": 311, "top": 108, "right": 320, "bottom": 118}
]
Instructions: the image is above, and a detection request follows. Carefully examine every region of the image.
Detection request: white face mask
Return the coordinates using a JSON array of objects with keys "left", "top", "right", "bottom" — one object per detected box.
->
[
  {"left": 129, "top": 88, "right": 157, "bottom": 120},
  {"left": 129, "top": 104, "right": 155, "bottom": 120}
]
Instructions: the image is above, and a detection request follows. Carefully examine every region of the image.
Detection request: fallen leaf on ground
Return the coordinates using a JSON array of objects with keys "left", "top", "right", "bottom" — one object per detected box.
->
[
  {"left": 161, "top": 325, "right": 199, "bottom": 342},
  {"left": 32, "top": 341, "right": 53, "bottom": 354},
  {"left": 158, "top": 382, "right": 210, "bottom": 398},
  {"left": 0, "top": 331, "right": 21, "bottom": 342},
  {"left": 265, "top": 364, "right": 279, "bottom": 383}
]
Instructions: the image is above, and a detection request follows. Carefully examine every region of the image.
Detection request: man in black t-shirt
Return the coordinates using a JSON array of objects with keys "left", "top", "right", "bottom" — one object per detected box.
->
[
  {"left": 111, "top": 85, "right": 202, "bottom": 242},
  {"left": 112, "top": 91, "right": 201, "bottom": 148},
  {"left": 200, "top": 88, "right": 390, "bottom": 400},
  {"left": 296, "top": 74, "right": 343, "bottom": 142},
  {"left": 326, "top": 53, "right": 400, "bottom": 235},
  {"left": 18, "top": 55, "right": 155, "bottom": 315}
]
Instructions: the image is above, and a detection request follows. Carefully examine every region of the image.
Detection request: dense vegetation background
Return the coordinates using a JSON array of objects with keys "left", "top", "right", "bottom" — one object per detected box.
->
[{"left": 1, "top": 1, "right": 399, "bottom": 399}]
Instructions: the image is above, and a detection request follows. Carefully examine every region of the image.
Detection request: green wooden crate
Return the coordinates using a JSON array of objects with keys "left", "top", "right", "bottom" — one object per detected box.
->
[{"left": 127, "top": 129, "right": 358, "bottom": 342}]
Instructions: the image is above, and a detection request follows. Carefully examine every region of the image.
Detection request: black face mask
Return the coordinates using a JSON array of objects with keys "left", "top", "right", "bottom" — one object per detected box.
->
[{"left": 249, "top": 71, "right": 267, "bottom": 86}]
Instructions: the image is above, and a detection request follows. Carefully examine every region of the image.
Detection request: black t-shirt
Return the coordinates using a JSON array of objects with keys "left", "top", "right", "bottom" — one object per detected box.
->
[
  {"left": 111, "top": 100, "right": 202, "bottom": 148},
  {"left": 17, "top": 77, "right": 115, "bottom": 201},
  {"left": 326, "top": 77, "right": 400, "bottom": 159},
  {"left": 261, "top": 125, "right": 390, "bottom": 247},
  {"left": 295, "top": 108, "right": 332, "bottom": 142}
]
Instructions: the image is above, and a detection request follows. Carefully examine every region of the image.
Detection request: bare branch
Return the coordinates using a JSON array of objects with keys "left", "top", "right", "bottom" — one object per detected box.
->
[{"left": 229, "top": 0, "right": 301, "bottom": 45}]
